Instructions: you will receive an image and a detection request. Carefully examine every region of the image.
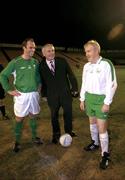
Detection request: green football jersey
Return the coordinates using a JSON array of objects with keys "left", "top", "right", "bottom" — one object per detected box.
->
[{"left": 0, "top": 56, "right": 41, "bottom": 93}]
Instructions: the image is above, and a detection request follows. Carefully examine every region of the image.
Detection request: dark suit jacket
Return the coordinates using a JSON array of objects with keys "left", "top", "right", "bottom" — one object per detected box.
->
[{"left": 39, "top": 57, "right": 78, "bottom": 107}]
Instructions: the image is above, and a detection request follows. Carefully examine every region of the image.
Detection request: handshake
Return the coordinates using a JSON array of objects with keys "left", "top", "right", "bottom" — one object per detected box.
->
[{"left": 71, "top": 91, "right": 79, "bottom": 98}]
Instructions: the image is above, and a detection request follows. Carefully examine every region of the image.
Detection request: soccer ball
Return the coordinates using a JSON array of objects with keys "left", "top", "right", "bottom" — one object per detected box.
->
[{"left": 59, "top": 133, "right": 72, "bottom": 147}]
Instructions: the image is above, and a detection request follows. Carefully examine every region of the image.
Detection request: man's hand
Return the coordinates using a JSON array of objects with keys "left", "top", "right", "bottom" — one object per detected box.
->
[
  {"left": 71, "top": 91, "right": 79, "bottom": 98},
  {"left": 80, "top": 101, "right": 85, "bottom": 111},
  {"left": 8, "top": 90, "right": 21, "bottom": 96},
  {"left": 101, "top": 104, "right": 110, "bottom": 113}
]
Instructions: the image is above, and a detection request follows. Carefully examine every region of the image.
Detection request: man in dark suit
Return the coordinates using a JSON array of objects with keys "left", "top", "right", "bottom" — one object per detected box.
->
[{"left": 40, "top": 44, "right": 78, "bottom": 144}]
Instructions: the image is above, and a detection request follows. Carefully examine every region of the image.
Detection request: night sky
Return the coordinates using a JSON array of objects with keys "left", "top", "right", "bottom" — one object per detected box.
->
[{"left": 1, "top": 0, "right": 125, "bottom": 49}]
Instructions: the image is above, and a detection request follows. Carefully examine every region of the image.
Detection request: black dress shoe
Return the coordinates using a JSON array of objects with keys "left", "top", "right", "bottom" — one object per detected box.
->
[
  {"left": 52, "top": 138, "right": 59, "bottom": 144},
  {"left": 52, "top": 132, "right": 60, "bottom": 144},
  {"left": 69, "top": 132, "right": 77, "bottom": 137}
]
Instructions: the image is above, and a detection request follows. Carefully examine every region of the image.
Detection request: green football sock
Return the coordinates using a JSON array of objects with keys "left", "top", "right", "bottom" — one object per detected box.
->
[
  {"left": 29, "top": 118, "right": 37, "bottom": 139},
  {"left": 15, "top": 121, "right": 23, "bottom": 143}
]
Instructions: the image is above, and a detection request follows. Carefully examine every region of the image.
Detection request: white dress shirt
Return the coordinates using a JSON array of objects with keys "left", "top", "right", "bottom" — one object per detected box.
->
[
  {"left": 46, "top": 60, "right": 55, "bottom": 70},
  {"left": 80, "top": 57, "right": 117, "bottom": 105}
]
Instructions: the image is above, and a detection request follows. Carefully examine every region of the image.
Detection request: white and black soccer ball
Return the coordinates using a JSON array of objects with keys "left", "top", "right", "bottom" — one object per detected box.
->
[{"left": 59, "top": 133, "right": 72, "bottom": 147}]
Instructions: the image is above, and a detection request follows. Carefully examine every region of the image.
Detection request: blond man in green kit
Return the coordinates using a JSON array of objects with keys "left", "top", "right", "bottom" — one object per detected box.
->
[{"left": 80, "top": 40, "right": 117, "bottom": 169}]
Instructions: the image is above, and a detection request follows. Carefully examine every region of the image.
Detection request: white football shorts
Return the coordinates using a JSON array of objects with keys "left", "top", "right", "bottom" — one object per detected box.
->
[{"left": 14, "top": 91, "right": 40, "bottom": 117}]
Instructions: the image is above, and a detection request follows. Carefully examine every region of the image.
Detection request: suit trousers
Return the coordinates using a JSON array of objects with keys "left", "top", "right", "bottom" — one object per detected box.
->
[{"left": 49, "top": 96, "right": 72, "bottom": 137}]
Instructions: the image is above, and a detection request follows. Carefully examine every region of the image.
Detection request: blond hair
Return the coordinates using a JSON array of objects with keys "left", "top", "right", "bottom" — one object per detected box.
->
[{"left": 84, "top": 40, "right": 101, "bottom": 53}]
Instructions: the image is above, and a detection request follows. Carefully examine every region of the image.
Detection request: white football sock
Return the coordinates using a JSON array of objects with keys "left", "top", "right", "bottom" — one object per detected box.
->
[
  {"left": 90, "top": 124, "right": 99, "bottom": 145},
  {"left": 99, "top": 131, "right": 109, "bottom": 156}
]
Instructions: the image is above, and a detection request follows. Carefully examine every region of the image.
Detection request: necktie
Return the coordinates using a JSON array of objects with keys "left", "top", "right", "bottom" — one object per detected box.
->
[{"left": 50, "top": 61, "right": 55, "bottom": 75}]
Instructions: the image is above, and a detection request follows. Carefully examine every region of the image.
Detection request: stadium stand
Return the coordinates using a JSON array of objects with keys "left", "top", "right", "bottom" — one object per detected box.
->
[{"left": 0, "top": 43, "right": 125, "bottom": 66}]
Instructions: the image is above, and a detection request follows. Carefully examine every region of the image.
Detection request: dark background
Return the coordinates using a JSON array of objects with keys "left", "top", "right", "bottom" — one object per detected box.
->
[{"left": 1, "top": 0, "right": 125, "bottom": 49}]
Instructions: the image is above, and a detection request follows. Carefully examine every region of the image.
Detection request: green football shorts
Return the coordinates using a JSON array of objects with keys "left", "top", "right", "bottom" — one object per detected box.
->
[{"left": 85, "top": 92, "right": 108, "bottom": 120}]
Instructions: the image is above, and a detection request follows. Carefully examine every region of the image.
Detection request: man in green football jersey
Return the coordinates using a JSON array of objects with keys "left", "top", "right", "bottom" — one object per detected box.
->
[{"left": 0, "top": 38, "right": 43, "bottom": 152}]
